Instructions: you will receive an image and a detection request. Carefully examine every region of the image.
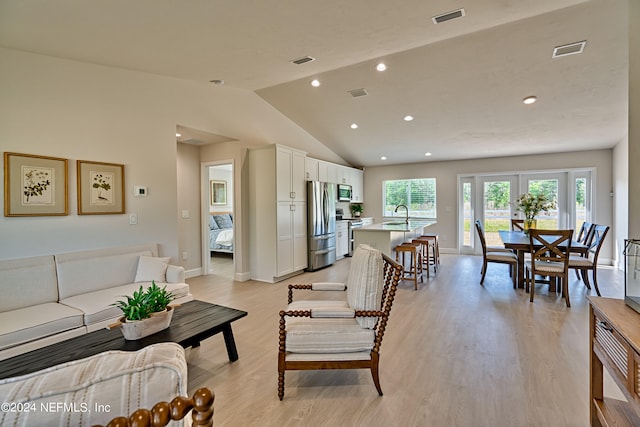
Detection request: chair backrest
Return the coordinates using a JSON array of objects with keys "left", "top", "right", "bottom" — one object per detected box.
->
[
  {"left": 346, "top": 244, "right": 385, "bottom": 329},
  {"left": 373, "top": 253, "right": 402, "bottom": 352},
  {"left": 576, "top": 221, "right": 594, "bottom": 245},
  {"left": 511, "top": 219, "right": 524, "bottom": 231},
  {"left": 528, "top": 229, "right": 573, "bottom": 267},
  {"left": 587, "top": 224, "right": 610, "bottom": 261},
  {"left": 474, "top": 220, "right": 488, "bottom": 255}
]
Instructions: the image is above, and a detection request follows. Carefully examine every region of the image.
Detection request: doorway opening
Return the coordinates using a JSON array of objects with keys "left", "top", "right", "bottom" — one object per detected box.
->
[{"left": 203, "top": 161, "right": 234, "bottom": 279}]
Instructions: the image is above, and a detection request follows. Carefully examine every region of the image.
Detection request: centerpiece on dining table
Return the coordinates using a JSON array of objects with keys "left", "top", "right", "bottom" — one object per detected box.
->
[{"left": 515, "top": 192, "right": 556, "bottom": 234}]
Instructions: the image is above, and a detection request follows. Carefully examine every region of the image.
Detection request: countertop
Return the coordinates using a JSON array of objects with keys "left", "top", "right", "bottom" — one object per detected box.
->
[
  {"left": 357, "top": 219, "right": 436, "bottom": 232},
  {"left": 336, "top": 217, "right": 373, "bottom": 221}
]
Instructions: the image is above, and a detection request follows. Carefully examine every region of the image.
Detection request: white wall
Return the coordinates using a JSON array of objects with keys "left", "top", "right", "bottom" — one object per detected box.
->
[
  {"left": 364, "top": 149, "right": 614, "bottom": 260},
  {"left": 613, "top": 136, "right": 629, "bottom": 267},
  {"left": 0, "top": 47, "right": 337, "bottom": 264},
  {"left": 176, "top": 143, "right": 202, "bottom": 271},
  {"left": 630, "top": 0, "right": 640, "bottom": 239}
]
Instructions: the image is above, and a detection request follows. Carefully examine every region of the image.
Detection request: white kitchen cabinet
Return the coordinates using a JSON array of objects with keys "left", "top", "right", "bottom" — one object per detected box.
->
[
  {"left": 350, "top": 168, "right": 364, "bottom": 203},
  {"left": 310, "top": 158, "right": 365, "bottom": 202},
  {"left": 277, "top": 146, "right": 306, "bottom": 201},
  {"left": 248, "top": 144, "right": 308, "bottom": 283},
  {"left": 305, "top": 157, "right": 319, "bottom": 181},
  {"left": 336, "top": 221, "right": 349, "bottom": 260}
]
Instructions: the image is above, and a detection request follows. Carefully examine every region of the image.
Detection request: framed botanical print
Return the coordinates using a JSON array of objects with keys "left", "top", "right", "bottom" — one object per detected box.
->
[
  {"left": 4, "top": 152, "right": 69, "bottom": 217},
  {"left": 77, "top": 160, "right": 125, "bottom": 215}
]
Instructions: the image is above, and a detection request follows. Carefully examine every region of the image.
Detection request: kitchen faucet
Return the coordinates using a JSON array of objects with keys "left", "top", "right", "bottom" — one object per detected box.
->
[{"left": 394, "top": 204, "right": 409, "bottom": 224}]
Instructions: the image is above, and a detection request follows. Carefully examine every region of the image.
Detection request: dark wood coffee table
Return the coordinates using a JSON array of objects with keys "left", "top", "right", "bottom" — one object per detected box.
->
[{"left": 0, "top": 299, "right": 247, "bottom": 380}]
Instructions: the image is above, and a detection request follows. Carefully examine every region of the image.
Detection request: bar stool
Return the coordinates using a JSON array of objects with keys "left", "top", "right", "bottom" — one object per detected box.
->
[
  {"left": 420, "top": 233, "right": 440, "bottom": 273},
  {"left": 394, "top": 242, "right": 423, "bottom": 290},
  {"left": 412, "top": 237, "right": 434, "bottom": 279}
]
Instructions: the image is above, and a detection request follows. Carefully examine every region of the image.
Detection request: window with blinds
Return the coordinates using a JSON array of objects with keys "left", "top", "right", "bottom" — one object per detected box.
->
[{"left": 383, "top": 178, "right": 437, "bottom": 218}]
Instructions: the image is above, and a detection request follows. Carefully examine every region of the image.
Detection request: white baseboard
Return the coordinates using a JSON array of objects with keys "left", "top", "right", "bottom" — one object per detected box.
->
[
  {"left": 235, "top": 271, "right": 251, "bottom": 282},
  {"left": 185, "top": 267, "right": 202, "bottom": 279}
]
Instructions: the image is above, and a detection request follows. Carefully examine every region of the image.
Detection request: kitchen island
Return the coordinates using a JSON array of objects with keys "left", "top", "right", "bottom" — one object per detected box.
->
[{"left": 353, "top": 219, "right": 436, "bottom": 257}]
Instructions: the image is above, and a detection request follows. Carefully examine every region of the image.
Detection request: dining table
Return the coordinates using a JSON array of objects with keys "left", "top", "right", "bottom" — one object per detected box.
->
[{"left": 498, "top": 230, "right": 589, "bottom": 288}]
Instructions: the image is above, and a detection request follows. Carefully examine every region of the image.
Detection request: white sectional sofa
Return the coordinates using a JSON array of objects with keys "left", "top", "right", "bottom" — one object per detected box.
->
[{"left": 0, "top": 244, "right": 192, "bottom": 361}]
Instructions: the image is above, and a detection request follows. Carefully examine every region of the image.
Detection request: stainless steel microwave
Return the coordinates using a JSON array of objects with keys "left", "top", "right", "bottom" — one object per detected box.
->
[{"left": 337, "top": 184, "right": 352, "bottom": 202}]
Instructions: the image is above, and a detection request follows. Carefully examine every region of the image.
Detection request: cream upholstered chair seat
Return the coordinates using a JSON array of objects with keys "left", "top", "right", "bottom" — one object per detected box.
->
[{"left": 278, "top": 244, "right": 403, "bottom": 400}]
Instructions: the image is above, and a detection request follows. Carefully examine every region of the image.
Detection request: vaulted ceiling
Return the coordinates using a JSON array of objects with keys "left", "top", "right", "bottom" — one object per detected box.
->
[{"left": 0, "top": 0, "right": 628, "bottom": 166}]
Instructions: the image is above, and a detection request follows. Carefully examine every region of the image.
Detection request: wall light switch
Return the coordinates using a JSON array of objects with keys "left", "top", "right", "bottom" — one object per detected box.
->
[
  {"left": 181, "top": 210, "right": 190, "bottom": 219},
  {"left": 129, "top": 214, "right": 138, "bottom": 225}
]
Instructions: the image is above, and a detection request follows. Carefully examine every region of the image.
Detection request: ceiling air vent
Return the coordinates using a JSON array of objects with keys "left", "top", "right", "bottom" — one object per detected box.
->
[
  {"left": 552, "top": 41, "right": 587, "bottom": 58},
  {"left": 432, "top": 8, "right": 465, "bottom": 24},
  {"left": 348, "top": 88, "right": 368, "bottom": 98},
  {"left": 290, "top": 56, "right": 316, "bottom": 65}
]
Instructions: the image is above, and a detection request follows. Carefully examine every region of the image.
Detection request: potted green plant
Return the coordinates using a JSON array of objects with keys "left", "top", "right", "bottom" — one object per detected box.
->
[
  {"left": 112, "top": 281, "right": 175, "bottom": 340},
  {"left": 350, "top": 203, "right": 363, "bottom": 218}
]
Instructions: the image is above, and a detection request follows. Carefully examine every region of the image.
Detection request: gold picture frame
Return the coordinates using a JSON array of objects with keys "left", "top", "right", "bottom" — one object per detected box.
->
[
  {"left": 77, "top": 160, "right": 125, "bottom": 215},
  {"left": 210, "top": 180, "right": 227, "bottom": 205},
  {"left": 4, "top": 152, "right": 69, "bottom": 217}
]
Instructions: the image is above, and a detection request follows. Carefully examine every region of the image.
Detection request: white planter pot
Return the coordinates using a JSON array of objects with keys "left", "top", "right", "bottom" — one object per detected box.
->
[{"left": 119, "top": 307, "right": 174, "bottom": 340}]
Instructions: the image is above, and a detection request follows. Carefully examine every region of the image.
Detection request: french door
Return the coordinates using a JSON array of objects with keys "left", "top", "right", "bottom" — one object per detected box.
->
[{"left": 520, "top": 173, "right": 567, "bottom": 229}]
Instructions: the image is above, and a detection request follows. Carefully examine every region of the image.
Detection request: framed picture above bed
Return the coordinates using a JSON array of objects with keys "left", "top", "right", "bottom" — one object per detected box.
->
[{"left": 210, "top": 180, "right": 227, "bottom": 205}]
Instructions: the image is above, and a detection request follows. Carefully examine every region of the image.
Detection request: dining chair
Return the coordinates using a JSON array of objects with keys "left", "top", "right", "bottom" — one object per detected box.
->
[
  {"left": 511, "top": 219, "right": 525, "bottom": 231},
  {"left": 570, "top": 221, "right": 594, "bottom": 279},
  {"left": 525, "top": 229, "right": 573, "bottom": 307},
  {"left": 474, "top": 220, "right": 517, "bottom": 288},
  {"left": 568, "top": 224, "right": 609, "bottom": 297}
]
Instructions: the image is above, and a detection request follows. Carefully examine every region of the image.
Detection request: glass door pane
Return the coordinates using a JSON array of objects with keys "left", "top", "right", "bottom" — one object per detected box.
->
[
  {"left": 481, "top": 177, "right": 516, "bottom": 247},
  {"left": 527, "top": 179, "right": 559, "bottom": 229},
  {"left": 575, "top": 176, "right": 588, "bottom": 231},
  {"left": 522, "top": 173, "right": 566, "bottom": 229},
  {"left": 463, "top": 182, "right": 472, "bottom": 246}
]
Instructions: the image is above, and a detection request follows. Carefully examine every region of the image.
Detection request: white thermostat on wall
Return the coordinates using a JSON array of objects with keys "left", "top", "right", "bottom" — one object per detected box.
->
[{"left": 134, "top": 186, "right": 148, "bottom": 197}]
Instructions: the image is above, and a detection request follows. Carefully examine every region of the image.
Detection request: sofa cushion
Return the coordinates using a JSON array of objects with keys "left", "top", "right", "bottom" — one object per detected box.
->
[
  {"left": 0, "top": 255, "right": 59, "bottom": 312},
  {"left": 346, "top": 244, "right": 384, "bottom": 329},
  {"left": 0, "top": 303, "right": 85, "bottom": 351},
  {"left": 134, "top": 256, "right": 170, "bottom": 283},
  {"left": 55, "top": 245, "right": 157, "bottom": 300},
  {"left": 60, "top": 282, "right": 190, "bottom": 327},
  {"left": 213, "top": 213, "right": 233, "bottom": 229},
  {"left": 0, "top": 342, "right": 187, "bottom": 427}
]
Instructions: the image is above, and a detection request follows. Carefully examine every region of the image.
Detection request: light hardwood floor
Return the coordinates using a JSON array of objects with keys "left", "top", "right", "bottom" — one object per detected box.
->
[{"left": 185, "top": 254, "right": 625, "bottom": 427}]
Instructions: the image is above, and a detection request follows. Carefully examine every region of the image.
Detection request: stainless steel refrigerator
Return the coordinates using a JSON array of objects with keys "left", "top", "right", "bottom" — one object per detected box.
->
[{"left": 307, "top": 181, "right": 336, "bottom": 271}]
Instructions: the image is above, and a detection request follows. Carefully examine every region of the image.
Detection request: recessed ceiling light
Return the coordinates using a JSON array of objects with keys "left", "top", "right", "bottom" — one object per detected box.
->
[
  {"left": 381, "top": 156, "right": 387, "bottom": 160},
  {"left": 311, "top": 79, "right": 321, "bottom": 87},
  {"left": 176, "top": 133, "right": 182, "bottom": 137},
  {"left": 425, "top": 152, "right": 432, "bottom": 156},
  {"left": 403, "top": 115, "right": 414, "bottom": 122},
  {"left": 376, "top": 63, "right": 387, "bottom": 72},
  {"left": 350, "top": 123, "right": 358, "bottom": 129},
  {"left": 523, "top": 96, "right": 537, "bottom": 105}
]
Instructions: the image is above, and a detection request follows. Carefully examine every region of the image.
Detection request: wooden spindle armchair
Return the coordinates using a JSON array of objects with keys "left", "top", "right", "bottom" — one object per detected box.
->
[
  {"left": 277, "top": 244, "right": 403, "bottom": 400},
  {"left": 92, "top": 387, "right": 214, "bottom": 427}
]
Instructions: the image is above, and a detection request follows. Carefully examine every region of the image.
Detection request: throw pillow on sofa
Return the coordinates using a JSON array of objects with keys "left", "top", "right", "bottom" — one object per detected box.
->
[{"left": 134, "top": 256, "right": 170, "bottom": 283}]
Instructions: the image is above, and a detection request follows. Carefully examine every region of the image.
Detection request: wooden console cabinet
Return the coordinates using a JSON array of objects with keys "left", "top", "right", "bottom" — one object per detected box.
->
[{"left": 588, "top": 296, "right": 640, "bottom": 426}]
